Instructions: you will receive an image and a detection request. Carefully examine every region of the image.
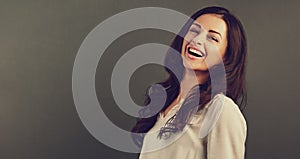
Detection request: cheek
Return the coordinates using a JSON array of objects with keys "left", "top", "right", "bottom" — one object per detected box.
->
[
  {"left": 181, "top": 40, "right": 188, "bottom": 53},
  {"left": 184, "top": 34, "right": 194, "bottom": 44},
  {"left": 204, "top": 43, "right": 224, "bottom": 67},
  {"left": 181, "top": 35, "right": 194, "bottom": 53}
]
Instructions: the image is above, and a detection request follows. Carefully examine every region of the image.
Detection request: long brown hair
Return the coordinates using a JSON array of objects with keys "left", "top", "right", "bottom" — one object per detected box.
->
[{"left": 131, "top": 6, "right": 247, "bottom": 147}]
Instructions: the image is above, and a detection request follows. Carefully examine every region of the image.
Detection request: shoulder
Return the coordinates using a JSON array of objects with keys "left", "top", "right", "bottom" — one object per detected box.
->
[
  {"left": 204, "top": 94, "right": 247, "bottom": 158},
  {"left": 214, "top": 93, "right": 246, "bottom": 126},
  {"left": 199, "top": 93, "right": 247, "bottom": 138},
  {"left": 216, "top": 93, "right": 247, "bottom": 133}
]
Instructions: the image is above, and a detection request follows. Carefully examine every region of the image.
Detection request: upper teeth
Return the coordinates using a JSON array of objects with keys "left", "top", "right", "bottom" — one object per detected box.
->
[{"left": 188, "top": 47, "right": 204, "bottom": 57}]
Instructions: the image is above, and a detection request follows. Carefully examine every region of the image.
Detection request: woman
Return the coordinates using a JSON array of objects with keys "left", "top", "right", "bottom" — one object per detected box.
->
[{"left": 132, "top": 6, "right": 247, "bottom": 159}]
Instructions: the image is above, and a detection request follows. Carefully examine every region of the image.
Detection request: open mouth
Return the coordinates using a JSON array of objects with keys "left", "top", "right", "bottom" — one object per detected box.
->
[{"left": 187, "top": 46, "right": 205, "bottom": 58}]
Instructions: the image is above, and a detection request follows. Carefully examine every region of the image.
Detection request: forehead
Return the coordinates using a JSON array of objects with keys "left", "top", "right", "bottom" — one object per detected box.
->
[{"left": 192, "top": 14, "right": 227, "bottom": 36}]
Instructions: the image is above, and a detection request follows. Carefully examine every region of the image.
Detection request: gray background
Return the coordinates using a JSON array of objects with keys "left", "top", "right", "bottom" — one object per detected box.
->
[{"left": 1, "top": 0, "right": 300, "bottom": 158}]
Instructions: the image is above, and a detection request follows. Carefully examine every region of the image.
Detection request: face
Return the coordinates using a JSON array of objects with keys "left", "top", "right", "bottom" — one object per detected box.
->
[{"left": 181, "top": 14, "right": 228, "bottom": 71}]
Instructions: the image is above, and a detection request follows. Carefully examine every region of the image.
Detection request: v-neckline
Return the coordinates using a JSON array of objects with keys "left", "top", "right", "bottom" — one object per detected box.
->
[{"left": 161, "top": 98, "right": 185, "bottom": 118}]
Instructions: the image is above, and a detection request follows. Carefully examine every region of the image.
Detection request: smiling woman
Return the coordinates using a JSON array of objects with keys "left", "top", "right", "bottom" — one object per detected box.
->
[
  {"left": 131, "top": 6, "right": 248, "bottom": 159},
  {"left": 182, "top": 14, "right": 228, "bottom": 72}
]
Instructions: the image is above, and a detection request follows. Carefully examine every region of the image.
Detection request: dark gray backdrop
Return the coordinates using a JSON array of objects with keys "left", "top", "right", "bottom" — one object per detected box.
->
[{"left": 1, "top": 0, "right": 299, "bottom": 159}]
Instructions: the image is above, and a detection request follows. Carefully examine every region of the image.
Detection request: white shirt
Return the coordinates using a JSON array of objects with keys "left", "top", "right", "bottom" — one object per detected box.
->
[{"left": 139, "top": 93, "right": 247, "bottom": 159}]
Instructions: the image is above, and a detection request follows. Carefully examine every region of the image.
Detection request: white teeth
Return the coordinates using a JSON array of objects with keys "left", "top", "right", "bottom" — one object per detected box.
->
[{"left": 188, "top": 47, "right": 204, "bottom": 57}]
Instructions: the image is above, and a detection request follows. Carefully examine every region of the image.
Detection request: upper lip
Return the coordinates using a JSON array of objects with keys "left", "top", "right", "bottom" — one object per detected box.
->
[{"left": 186, "top": 45, "right": 206, "bottom": 57}]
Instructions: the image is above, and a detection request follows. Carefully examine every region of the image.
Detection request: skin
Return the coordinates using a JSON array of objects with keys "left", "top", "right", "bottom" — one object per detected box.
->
[
  {"left": 181, "top": 13, "right": 228, "bottom": 72},
  {"left": 163, "top": 14, "right": 228, "bottom": 117}
]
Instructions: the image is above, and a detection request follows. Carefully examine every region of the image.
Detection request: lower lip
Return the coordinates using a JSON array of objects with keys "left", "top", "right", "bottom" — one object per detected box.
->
[{"left": 186, "top": 51, "right": 202, "bottom": 60}]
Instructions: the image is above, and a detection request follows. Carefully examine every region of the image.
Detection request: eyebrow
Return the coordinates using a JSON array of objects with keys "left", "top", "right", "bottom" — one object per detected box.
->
[{"left": 191, "top": 23, "right": 222, "bottom": 39}]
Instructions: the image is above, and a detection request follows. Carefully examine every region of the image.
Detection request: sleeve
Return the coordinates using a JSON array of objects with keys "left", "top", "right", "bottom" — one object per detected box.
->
[{"left": 206, "top": 96, "right": 247, "bottom": 159}]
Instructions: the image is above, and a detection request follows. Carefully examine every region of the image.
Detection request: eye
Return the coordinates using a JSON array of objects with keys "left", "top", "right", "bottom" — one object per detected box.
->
[
  {"left": 189, "top": 28, "right": 200, "bottom": 34},
  {"left": 208, "top": 35, "right": 219, "bottom": 42}
]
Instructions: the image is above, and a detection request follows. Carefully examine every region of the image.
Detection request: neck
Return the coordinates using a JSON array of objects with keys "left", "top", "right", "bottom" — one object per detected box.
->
[{"left": 179, "top": 69, "right": 209, "bottom": 100}]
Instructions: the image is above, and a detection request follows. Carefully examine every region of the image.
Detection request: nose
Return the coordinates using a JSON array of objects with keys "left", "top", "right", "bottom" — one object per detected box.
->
[{"left": 192, "top": 32, "right": 206, "bottom": 46}]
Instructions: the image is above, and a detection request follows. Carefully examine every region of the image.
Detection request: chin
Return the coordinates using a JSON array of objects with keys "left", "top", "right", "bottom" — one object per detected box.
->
[{"left": 183, "top": 63, "right": 209, "bottom": 72}]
